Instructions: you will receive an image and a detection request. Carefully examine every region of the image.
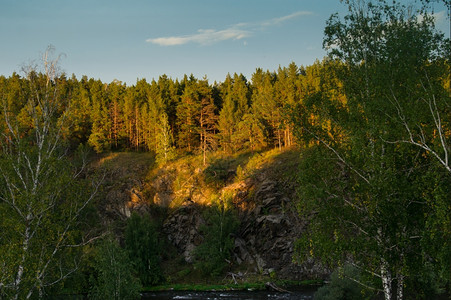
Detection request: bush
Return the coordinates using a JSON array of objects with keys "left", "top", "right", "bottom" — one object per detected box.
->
[
  {"left": 314, "top": 265, "right": 371, "bottom": 300},
  {"left": 203, "top": 157, "right": 237, "bottom": 188}
]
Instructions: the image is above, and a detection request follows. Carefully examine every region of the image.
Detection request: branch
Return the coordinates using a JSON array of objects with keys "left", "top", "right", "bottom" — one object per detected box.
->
[
  {"left": 384, "top": 79, "right": 450, "bottom": 174},
  {"left": 344, "top": 273, "right": 382, "bottom": 292},
  {"left": 302, "top": 126, "right": 371, "bottom": 184}
]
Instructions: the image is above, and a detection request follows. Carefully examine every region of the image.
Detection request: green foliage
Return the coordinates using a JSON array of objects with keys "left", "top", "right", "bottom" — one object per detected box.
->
[
  {"left": 0, "top": 48, "right": 100, "bottom": 299},
  {"left": 202, "top": 151, "right": 256, "bottom": 187},
  {"left": 194, "top": 194, "right": 239, "bottom": 276},
  {"left": 89, "top": 237, "right": 141, "bottom": 300},
  {"left": 124, "top": 212, "right": 164, "bottom": 286},
  {"left": 218, "top": 73, "right": 250, "bottom": 153},
  {"left": 235, "top": 164, "right": 245, "bottom": 181},
  {"left": 155, "top": 112, "right": 177, "bottom": 164},
  {"left": 203, "top": 156, "right": 238, "bottom": 188},
  {"left": 314, "top": 265, "right": 371, "bottom": 300},
  {"left": 1, "top": 53, "right": 307, "bottom": 155},
  {"left": 176, "top": 76, "right": 201, "bottom": 152},
  {"left": 0, "top": 14, "right": 448, "bottom": 297},
  {"left": 292, "top": 1, "right": 450, "bottom": 298}
]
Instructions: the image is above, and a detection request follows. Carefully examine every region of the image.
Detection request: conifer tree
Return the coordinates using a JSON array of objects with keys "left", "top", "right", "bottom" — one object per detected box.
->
[
  {"left": 251, "top": 69, "right": 278, "bottom": 148},
  {"left": 176, "top": 75, "right": 200, "bottom": 152},
  {"left": 218, "top": 73, "right": 250, "bottom": 153},
  {"left": 198, "top": 78, "right": 218, "bottom": 165},
  {"left": 155, "top": 112, "right": 176, "bottom": 164},
  {"left": 88, "top": 80, "right": 110, "bottom": 152}
]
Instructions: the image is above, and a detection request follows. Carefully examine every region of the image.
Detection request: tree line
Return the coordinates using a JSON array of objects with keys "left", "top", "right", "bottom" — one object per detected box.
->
[{"left": 0, "top": 61, "right": 323, "bottom": 162}]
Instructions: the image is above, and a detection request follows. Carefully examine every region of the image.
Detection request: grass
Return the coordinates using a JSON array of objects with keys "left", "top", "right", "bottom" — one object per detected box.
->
[
  {"left": 98, "top": 152, "right": 155, "bottom": 172},
  {"left": 143, "top": 279, "right": 322, "bottom": 292}
]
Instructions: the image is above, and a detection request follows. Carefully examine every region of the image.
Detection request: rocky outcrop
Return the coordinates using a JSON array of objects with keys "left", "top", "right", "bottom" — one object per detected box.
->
[
  {"left": 96, "top": 154, "right": 153, "bottom": 223},
  {"left": 232, "top": 178, "right": 327, "bottom": 279},
  {"left": 161, "top": 173, "right": 328, "bottom": 280},
  {"left": 98, "top": 152, "right": 328, "bottom": 280},
  {"left": 163, "top": 202, "right": 204, "bottom": 263}
]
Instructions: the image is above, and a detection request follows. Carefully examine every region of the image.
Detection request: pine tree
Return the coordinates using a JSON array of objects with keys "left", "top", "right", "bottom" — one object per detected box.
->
[
  {"left": 176, "top": 75, "right": 200, "bottom": 152},
  {"left": 217, "top": 73, "right": 250, "bottom": 153},
  {"left": 198, "top": 78, "right": 218, "bottom": 165}
]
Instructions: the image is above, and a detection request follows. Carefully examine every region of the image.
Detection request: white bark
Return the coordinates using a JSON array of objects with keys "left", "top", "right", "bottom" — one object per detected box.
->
[
  {"left": 396, "top": 273, "right": 404, "bottom": 300},
  {"left": 0, "top": 46, "right": 101, "bottom": 299},
  {"left": 381, "top": 258, "right": 392, "bottom": 300},
  {"left": 387, "top": 84, "right": 450, "bottom": 174}
]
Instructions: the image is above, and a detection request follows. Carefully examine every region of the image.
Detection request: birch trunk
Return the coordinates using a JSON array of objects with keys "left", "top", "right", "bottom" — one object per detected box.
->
[{"left": 381, "top": 259, "right": 392, "bottom": 300}]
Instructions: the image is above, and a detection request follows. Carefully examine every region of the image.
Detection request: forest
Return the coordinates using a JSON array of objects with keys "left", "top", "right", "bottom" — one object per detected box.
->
[{"left": 0, "top": 0, "right": 450, "bottom": 299}]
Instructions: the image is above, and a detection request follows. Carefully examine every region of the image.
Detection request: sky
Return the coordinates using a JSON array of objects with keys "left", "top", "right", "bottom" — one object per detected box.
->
[{"left": 0, "top": 0, "right": 449, "bottom": 85}]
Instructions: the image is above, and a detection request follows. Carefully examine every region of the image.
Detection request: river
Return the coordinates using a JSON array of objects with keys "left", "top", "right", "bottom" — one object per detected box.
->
[{"left": 142, "top": 289, "right": 316, "bottom": 299}]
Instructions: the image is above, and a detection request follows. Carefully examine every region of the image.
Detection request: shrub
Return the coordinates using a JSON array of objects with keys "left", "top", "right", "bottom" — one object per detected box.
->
[
  {"left": 203, "top": 157, "right": 236, "bottom": 188},
  {"left": 314, "top": 265, "right": 371, "bottom": 300}
]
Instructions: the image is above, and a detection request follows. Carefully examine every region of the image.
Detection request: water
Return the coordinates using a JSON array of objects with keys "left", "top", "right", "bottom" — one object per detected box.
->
[{"left": 142, "top": 289, "right": 315, "bottom": 300}]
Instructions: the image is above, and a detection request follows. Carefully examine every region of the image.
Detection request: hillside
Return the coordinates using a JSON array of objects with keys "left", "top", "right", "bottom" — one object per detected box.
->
[{"left": 95, "top": 149, "right": 327, "bottom": 285}]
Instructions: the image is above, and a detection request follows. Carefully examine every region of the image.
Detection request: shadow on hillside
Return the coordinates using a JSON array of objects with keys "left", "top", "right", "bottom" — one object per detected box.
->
[
  {"left": 98, "top": 152, "right": 157, "bottom": 177},
  {"left": 203, "top": 151, "right": 257, "bottom": 188},
  {"left": 203, "top": 148, "right": 302, "bottom": 190}
]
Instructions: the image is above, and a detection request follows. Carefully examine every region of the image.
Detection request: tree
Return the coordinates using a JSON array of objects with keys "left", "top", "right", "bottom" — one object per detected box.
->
[
  {"left": 324, "top": 0, "right": 450, "bottom": 175},
  {"left": 0, "top": 47, "right": 101, "bottom": 299},
  {"left": 89, "top": 237, "right": 141, "bottom": 300},
  {"left": 250, "top": 69, "right": 279, "bottom": 149},
  {"left": 198, "top": 78, "right": 218, "bottom": 165},
  {"left": 107, "top": 80, "right": 125, "bottom": 149},
  {"left": 235, "top": 112, "right": 267, "bottom": 151},
  {"left": 88, "top": 79, "right": 110, "bottom": 152},
  {"left": 194, "top": 193, "right": 239, "bottom": 276},
  {"left": 155, "top": 112, "right": 176, "bottom": 164},
  {"left": 124, "top": 213, "right": 163, "bottom": 286},
  {"left": 66, "top": 76, "right": 92, "bottom": 146},
  {"left": 218, "top": 73, "right": 250, "bottom": 153},
  {"left": 274, "top": 62, "right": 303, "bottom": 148},
  {"left": 177, "top": 75, "right": 201, "bottom": 152},
  {"left": 292, "top": 1, "right": 450, "bottom": 299},
  {"left": 122, "top": 79, "right": 149, "bottom": 151}
]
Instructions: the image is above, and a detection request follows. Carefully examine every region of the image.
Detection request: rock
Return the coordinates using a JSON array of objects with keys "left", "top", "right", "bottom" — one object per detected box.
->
[
  {"left": 153, "top": 192, "right": 173, "bottom": 207},
  {"left": 151, "top": 153, "right": 329, "bottom": 280},
  {"left": 184, "top": 243, "right": 196, "bottom": 263},
  {"left": 255, "top": 254, "right": 266, "bottom": 272},
  {"left": 162, "top": 202, "right": 204, "bottom": 263}
]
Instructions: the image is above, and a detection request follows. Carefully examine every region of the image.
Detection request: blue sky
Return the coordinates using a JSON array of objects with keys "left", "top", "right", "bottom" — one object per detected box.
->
[{"left": 0, "top": 0, "right": 449, "bottom": 85}]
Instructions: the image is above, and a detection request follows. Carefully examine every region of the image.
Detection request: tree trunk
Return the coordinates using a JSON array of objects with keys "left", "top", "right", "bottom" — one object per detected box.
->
[
  {"left": 381, "top": 259, "right": 392, "bottom": 300},
  {"left": 396, "top": 273, "right": 404, "bottom": 300}
]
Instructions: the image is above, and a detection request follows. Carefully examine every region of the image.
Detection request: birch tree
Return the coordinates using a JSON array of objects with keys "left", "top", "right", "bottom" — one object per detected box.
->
[
  {"left": 292, "top": 1, "right": 450, "bottom": 299},
  {"left": 0, "top": 47, "right": 101, "bottom": 299}
]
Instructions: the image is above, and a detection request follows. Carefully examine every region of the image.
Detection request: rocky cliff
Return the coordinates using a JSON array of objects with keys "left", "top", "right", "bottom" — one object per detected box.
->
[
  {"left": 97, "top": 150, "right": 327, "bottom": 281},
  {"left": 154, "top": 150, "right": 328, "bottom": 280}
]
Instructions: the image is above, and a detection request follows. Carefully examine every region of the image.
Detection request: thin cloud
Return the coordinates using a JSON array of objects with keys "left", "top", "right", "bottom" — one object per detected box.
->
[
  {"left": 432, "top": 10, "right": 448, "bottom": 25},
  {"left": 147, "top": 27, "right": 251, "bottom": 46},
  {"left": 262, "top": 11, "right": 314, "bottom": 26},
  {"left": 146, "top": 10, "right": 312, "bottom": 46},
  {"left": 417, "top": 10, "right": 448, "bottom": 26}
]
